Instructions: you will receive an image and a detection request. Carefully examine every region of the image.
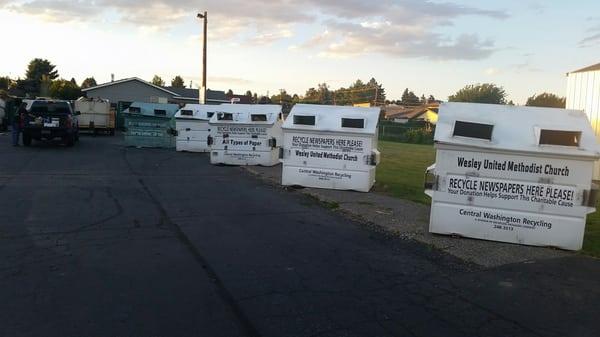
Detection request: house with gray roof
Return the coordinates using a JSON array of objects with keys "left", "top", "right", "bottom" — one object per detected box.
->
[
  {"left": 82, "top": 77, "right": 229, "bottom": 106},
  {"left": 81, "top": 77, "right": 229, "bottom": 128}
]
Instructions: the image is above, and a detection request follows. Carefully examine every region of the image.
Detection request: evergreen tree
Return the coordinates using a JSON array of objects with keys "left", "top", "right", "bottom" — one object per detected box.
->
[
  {"left": 151, "top": 75, "right": 165, "bottom": 87},
  {"left": 81, "top": 77, "right": 97, "bottom": 89},
  {"left": 24, "top": 58, "right": 59, "bottom": 96},
  {"left": 171, "top": 76, "right": 185, "bottom": 88}
]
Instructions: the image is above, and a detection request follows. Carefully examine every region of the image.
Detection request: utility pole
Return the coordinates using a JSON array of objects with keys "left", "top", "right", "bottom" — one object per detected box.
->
[{"left": 197, "top": 11, "right": 207, "bottom": 104}]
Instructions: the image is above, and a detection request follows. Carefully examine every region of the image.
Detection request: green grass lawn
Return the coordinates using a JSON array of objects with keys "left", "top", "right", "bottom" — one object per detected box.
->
[
  {"left": 374, "top": 141, "right": 436, "bottom": 204},
  {"left": 374, "top": 141, "right": 600, "bottom": 257}
]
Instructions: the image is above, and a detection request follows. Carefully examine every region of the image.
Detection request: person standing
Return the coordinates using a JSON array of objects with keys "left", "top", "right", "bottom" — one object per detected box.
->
[{"left": 12, "top": 104, "right": 25, "bottom": 146}]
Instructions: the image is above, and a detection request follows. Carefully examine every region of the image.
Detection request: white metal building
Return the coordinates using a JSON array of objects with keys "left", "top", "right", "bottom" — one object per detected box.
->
[{"left": 566, "top": 62, "right": 600, "bottom": 178}]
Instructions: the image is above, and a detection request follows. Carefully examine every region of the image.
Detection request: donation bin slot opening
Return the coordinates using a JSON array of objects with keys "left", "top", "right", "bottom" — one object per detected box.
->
[
  {"left": 251, "top": 114, "right": 267, "bottom": 122},
  {"left": 452, "top": 121, "right": 494, "bottom": 141},
  {"left": 341, "top": 118, "right": 365, "bottom": 129},
  {"left": 129, "top": 107, "right": 141, "bottom": 113},
  {"left": 180, "top": 109, "right": 193, "bottom": 116},
  {"left": 207, "top": 112, "right": 214, "bottom": 118},
  {"left": 218, "top": 112, "right": 233, "bottom": 121},
  {"left": 539, "top": 129, "right": 581, "bottom": 147},
  {"left": 154, "top": 109, "right": 166, "bottom": 116},
  {"left": 293, "top": 115, "right": 315, "bottom": 126}
]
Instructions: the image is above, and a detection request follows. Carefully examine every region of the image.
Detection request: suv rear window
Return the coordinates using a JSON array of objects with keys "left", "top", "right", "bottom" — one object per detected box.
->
[{"left": 30, "top": 101, "right": 71, "bottom": 114}]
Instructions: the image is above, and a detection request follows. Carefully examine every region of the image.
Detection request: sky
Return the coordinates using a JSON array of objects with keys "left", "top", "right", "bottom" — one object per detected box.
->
[{"left": 1, "top": 0, "right": 600, "bottom": 104}]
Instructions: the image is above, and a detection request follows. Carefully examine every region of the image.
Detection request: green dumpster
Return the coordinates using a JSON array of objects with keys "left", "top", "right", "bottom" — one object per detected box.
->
[
  {"left": 123, "top": 102, "right": 179, "bottom": 148},
  {"left": 117, "top": 101, "right": 132, "bottom": 130}
]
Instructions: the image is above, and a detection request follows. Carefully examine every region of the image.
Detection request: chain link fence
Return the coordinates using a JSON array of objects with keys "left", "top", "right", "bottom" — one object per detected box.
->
[{"left": 378, "top": 121, "right": 434, "bottom": 144}]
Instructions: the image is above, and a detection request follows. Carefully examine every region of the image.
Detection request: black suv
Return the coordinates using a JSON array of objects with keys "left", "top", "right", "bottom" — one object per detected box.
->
[{"left": 22, "top": 99, "right": 80, "bottom": 146}]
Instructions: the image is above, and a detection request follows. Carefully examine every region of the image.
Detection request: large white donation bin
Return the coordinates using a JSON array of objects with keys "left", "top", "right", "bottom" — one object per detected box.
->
[
  {"left": 425, "top": 102, "right": 600, "bottom": 250},
  {"left": 175, "top": 104, "right": 215, "bottom": 152},
  {"left": 280, "top": 104, "right": 381, "bottom": 192},
  {"left": 208, "top": 104, "right": 282, "bottom": 166}
]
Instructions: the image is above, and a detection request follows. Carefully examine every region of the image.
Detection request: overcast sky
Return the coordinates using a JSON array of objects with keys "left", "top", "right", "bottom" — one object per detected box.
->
[{"left": 1, "top": 0, "right": 599, "bottom": 103}]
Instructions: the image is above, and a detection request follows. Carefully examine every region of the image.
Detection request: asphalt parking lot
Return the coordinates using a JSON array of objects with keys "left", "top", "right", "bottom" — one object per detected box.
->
[{"left": 0, "top": 133, "right": 599, "bottom": 337}]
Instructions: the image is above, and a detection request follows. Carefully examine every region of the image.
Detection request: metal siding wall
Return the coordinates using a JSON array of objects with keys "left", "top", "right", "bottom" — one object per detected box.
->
[
  {"left": 567, "top": 71, "right": 600, "bottom": 133},
  {"left": 566, "top": 70, "right": 600, "bottom": 179},
  {"left": 566, "top": 75, "right": 575, "bottom": 109},
  {"left": 85, "top": 81, "right": 172, "bottom": 104},
  {"left": 592, "top": 72, "right": 600, "bottom": 135}
]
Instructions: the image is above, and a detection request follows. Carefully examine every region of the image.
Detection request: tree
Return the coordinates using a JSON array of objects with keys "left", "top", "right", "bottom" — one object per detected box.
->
[
  {"left": 257, "top": 96, "right": 272, "bottom": 104},
  {"left": 367, "top": 78, "right": 386, "bottom": 106},
  {"left": 270, "top": 89, "right": 292, "bottom": 105},
  {"left": 525, "top": 93, "right": 565, "bottom": 108},
  {"left": 81, "top": 77, "right": 97, "bottom": 89},
  {"left": 226, "top": 89, "right": 234, "bottom": 98},
  {"left": 428, "top": 95, "right": 436, "bottom": 102},
  {"left": 49, "top": 79, "right": 82, "bottom": 100},
  {"left": 151, "top": 75, "right": 165, "bottom": 86},
  {"left": 317, "top": 83, "right": 333, "bottom": 105},
  {"left": 401, "top": 88, "right": 419, "bottom": 105},
  {"left": 303, "top": 87, "right": 320, "bottom": 104},
  {"left": 292, "top": 94, "right": 300, "bottom": 104},
  {"left": 171, "top": 76, "right": 185, "bottom": 88},
  {"left": 448, "top": 83, "right": 507, "bottom": 104},
  {"left": 0, "top": 76, "right": 11, "bottom": 90},
  {"left": 245, "top": 90, "right": 253, "bottom": 98},
  {"left": 24, "top": 58, "right": 59, "bottom": 96}
]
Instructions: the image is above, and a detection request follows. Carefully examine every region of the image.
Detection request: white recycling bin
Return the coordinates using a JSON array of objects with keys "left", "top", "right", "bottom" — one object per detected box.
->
[
  {"left": 280, "top": 104, "right": 381, "bottom": 192},
  {"left": 175, "top": 104, "right": 215, "bottom": 152},
  {"left": 208, "top": 104, "right": 282, "bottom": 166},
  {"left": 425, "top": 102, "right": 600, "bottom": 250}
]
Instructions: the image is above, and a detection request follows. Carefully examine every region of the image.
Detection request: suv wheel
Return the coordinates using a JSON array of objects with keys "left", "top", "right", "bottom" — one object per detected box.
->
[
  {"left": 65, "top": 135, "right": 75, "bottom": 147},
  {"left": 23, "top": 133, "right": 32, "bottom": 146}
]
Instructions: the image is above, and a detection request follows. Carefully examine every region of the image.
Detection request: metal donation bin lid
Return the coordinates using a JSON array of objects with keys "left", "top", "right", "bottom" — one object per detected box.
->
[
  {"left": 124, "top": 102, "right": 179, "bottom": 118},
  {"left": 435, "top": 102, "right": 600, "bottom": 159},
  {"left": 283, "top": 104, "right": 380, "bottom": 135},
  {"left": 208, "top": 104, "right": 281, "bottom": 125},
  {"left": 175, "top": 104, "right": 218, "bottom": 121}
]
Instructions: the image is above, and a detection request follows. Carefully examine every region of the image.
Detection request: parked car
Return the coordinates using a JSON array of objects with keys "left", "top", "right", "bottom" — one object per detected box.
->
[{"left": 22, "top": 99, "right": 80, "bottom": 146}]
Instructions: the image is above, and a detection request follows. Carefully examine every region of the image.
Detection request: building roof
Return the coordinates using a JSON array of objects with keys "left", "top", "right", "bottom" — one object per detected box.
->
[
  {"left": 569, "top": 62, "right": 600, "bottom": 74},
  {"left": 81, "top": 77, "right": 179, "bottom": 96},
  {"left": 227, "top": 94, "right": 253, "bottom": 104},
  {"left": 386, "top": 104, "right": 439, "bottom": 120},
  {"left": 283, "top": 104, "right": 380, "bottom": 135},
  {"left": 82, "top": 77, "right": 229, "bottom": 102},
  {"left": 208, "top": 104, "right": 282, "bottom": 125},
  {"left": 435, "top": 102, "right": 600, "bottom": 158},
  {"left": 164, "top": 87, "right": 228, "bottom": 102}
]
